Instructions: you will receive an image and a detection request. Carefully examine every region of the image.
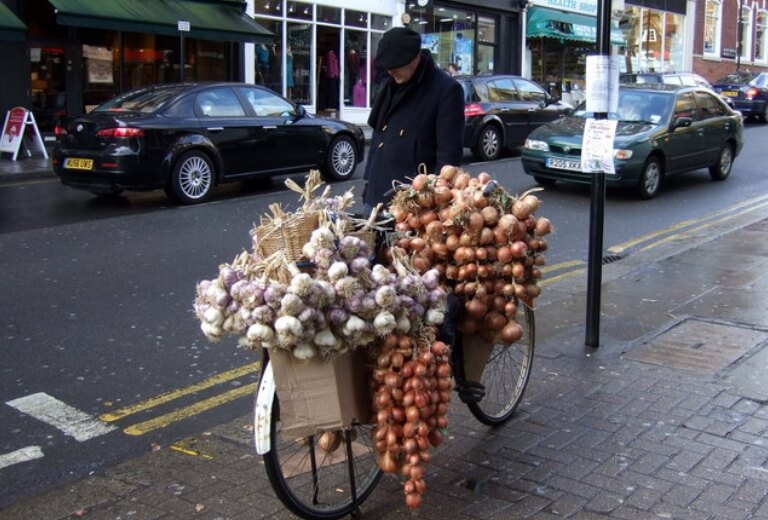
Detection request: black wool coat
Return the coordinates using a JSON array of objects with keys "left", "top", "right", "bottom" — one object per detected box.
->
[{"left": 363, "top": 51, "right": 465, "bottom": 207}]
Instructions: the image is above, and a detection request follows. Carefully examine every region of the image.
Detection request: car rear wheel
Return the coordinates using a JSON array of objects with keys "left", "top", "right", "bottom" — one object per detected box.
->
[
  {"left": 166, "top": 150, "right": 214, "bottom": 205},
  {"left": 322, "top": 135, "right": 357, "bottom": 181},
  {"left": 637, "top": 156, "right": 662, "bottom": 199},
  {"left": 709, "top": 144, "right": 733, "bottom": 181},
  {"left": 758, "top": 109, "right": 768, "bottom": 124},
  {"left": 473, "top": 124, "right": 501, "bottom": 162}
]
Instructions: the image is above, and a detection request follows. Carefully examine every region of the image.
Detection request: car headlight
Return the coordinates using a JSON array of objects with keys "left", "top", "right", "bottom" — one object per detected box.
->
[
  {"left": 525, "top": 139, "right": 549, "bottom": 152},
  {"left": 614, "top": 149, "right": 633, "bottom": 160}
]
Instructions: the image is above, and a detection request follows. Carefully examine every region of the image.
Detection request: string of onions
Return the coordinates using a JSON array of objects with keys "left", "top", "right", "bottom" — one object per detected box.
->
[
  {"left": 371, "top": 335, "right": 451, "bottom": 509},
  {"left": 387, "top": 165, "right": 552, "bottom": 345}
]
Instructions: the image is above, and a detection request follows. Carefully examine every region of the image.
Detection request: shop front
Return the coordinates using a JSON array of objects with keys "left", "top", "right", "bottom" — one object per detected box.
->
[
  {"left": 526, "top": 0, "right": 624, "bottom": 103},
  {"left": 620, "top": 0, "right": 688, "bottom": 77},
  {"left": 251, "top": 0, "right": 524, "bottom": 126},
  {"left": 0, "top": 1, "right": 28, "bottom": 117},
  {"left": 4, "top": 0, "right": 271, "bottom": 135}
]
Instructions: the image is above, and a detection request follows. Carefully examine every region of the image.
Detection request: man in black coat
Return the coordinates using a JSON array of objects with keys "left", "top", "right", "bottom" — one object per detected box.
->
[{"left": 363, "top": 27, "right": 465, "bottom": 212}]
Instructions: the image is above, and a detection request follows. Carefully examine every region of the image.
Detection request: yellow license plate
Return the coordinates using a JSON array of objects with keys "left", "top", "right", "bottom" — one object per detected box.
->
[
  {"left": 65, "top": 158, "right": 94, "bottom": 170},
  {"left": 721, "top": 91, "right": 739, "bottom": 97}
]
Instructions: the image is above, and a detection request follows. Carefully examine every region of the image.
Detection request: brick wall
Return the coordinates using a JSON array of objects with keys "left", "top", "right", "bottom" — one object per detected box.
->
[{"left": 692, "top": 0, "right": 768, "bottom": 82}]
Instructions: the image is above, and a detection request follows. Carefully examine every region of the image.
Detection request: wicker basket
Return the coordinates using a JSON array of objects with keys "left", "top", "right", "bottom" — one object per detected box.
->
[{"left": 254, "top": 211, "right": 320, "bottom": 263}]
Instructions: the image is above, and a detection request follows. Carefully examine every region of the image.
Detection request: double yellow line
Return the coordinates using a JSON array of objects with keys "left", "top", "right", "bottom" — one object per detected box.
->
[{"left": 101, "top": 361, "right": 260, "bottom": 436}]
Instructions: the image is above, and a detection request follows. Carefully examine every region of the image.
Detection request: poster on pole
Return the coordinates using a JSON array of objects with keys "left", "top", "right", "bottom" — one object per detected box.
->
[
  {"left": 585, "top": 55, "right": 621, "bottom": 114},
  {"left": 581, "top": 118, "right": 618, "bottom": 174},
  {"left": 0, "top": 107, "right": 49, "bottom": 161}
]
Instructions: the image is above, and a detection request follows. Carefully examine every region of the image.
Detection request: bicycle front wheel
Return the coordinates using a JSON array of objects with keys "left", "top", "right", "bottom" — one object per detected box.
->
[
  {"left": 262, "top": 394, "right": 382, "bottom": 520},
  {"left": 466, "top": 304, "right": 535, "bottom": 426}
]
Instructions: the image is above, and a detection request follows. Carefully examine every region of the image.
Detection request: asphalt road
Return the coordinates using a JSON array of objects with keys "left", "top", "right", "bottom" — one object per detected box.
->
[{"left": 1, "top": 121, "right": 768, "bottom": 508}]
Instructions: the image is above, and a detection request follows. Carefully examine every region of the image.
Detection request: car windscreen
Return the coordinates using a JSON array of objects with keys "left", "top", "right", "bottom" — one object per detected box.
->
[
  {"left": 93, "top": 87, "right": 188, "bottom": 113},
  {"left": 573, "top": 90, "right": 673, "bottom": 123}
]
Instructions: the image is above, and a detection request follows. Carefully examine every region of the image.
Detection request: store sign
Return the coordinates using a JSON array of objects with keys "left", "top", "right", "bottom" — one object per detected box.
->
[
  {"left": 529, "top": 0, "right": 598, "bottom": 16},
  {"left": 0, "top": 107, "right": 49, "bottom": 161},
  {"left": 721, "top": 47, "right": 737, "bottom": 59},
  {"left": 178, "top": 20, "right": 190, "bottom": 32}
]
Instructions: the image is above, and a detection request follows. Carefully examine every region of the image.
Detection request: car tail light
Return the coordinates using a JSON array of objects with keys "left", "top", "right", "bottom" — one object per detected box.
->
[
  {"left": 54, "top": 125, "right": 67, "bottom": 136},
  {"left": 746, "top": 87, "right": 759, "bottom": 99},
  {"left": 464, "top": 103, "right": 486, "bottom": 117},
  {"left": 96, "top": 127, "right": 145, "bottom": 138}
]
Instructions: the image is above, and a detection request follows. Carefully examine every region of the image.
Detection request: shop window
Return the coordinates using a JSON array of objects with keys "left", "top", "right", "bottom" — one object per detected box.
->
[
  {"left": 409, "top": 6, "right": 476, "bottom": 74},
  {"left": 287, "top": 1, "right": 312, "bottom": 21},
  {"left": 740, "top": 6, "right": 753, "bottom": 62},
  {"left": 287, "top": 21, "right": 312, "bottom": 105},
  {"left": 345, "top": 10, "right": 367, "bottom": 29},
  {"left": 317, "top": 6, "right": 341, "bottom": 25},
  {"left": 756, "top": 11, "right": 768, "bottom": 63},
  {"left": 371, "top": 14, "right": 391, "bottom": 31},
  {"left": 704, "top": 0, "right": 722, "bottom": 57},
  {"left": 254, "top": 19, "right": 283, "bottom": 95},
  {"left": 254, "top": 0, "right": 282, "bottom": 16},
  {"left": 29, "top": 46, "right": 67, "bottom": 131},
  {"left": 664, "top": 13, "right": 684, "bottom": 72},
  {"left": 344, "top": 29, "right": 368, "bottom": 108}
]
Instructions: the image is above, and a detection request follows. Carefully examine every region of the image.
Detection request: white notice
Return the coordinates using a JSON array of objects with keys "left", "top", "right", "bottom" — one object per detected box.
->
[
  {"left": 582, "top": 118, "right": 618, "bottom": 174},
  {"left": 585, "top": 55, "right": 621, "bottom": 115}
]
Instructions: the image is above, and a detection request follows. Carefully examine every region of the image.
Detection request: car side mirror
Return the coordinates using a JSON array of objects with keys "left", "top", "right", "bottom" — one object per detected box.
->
[{"left": 672, "top": 115, "right": 693, "bottom": 129}]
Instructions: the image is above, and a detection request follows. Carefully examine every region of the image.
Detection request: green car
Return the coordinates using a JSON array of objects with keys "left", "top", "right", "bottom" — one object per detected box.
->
[{"left": 521, "top": 85, "right": 744, "bottom": 198}]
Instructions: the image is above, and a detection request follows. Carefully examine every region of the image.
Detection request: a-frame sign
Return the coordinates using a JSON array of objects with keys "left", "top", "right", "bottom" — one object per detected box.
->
[{"left": 0, "top": 107, "right": 49, "bottom": 161}]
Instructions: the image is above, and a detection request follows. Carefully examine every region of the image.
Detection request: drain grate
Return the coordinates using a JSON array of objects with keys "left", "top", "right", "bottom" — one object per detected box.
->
[
  {"left": 625, "top": 318, "right": 768, "bottom": 372},
  {"left": 602, "top": 253, "right": 626, "bottom": 265}
]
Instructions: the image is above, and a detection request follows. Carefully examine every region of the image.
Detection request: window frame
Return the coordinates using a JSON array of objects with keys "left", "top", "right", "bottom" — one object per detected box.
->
[{"left": 740, "top": 4, "right": 754, "bottom": 62}]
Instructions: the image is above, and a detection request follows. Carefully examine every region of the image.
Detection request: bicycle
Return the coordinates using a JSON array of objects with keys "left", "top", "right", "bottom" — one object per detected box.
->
[{"left": 252, "top": 221, "right": 535, "bottom": 519}]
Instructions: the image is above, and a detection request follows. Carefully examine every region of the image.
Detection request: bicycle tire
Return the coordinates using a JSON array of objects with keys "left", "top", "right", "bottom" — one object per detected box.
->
[
  {"left": 261, "top": 393, "right": 382, "bottom": 519},
  {"left": 466, "top": 304, "right": 535, "bottom": 426}
]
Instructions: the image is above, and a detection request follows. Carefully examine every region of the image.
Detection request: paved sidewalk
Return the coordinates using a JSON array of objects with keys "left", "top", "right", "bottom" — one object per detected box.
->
[{"left": 2, "top": 178, "right": 768, "bottom": 519}]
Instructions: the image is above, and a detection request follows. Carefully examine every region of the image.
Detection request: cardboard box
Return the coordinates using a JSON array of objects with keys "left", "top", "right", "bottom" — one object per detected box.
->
[{"left": 269, "top": 349, "right": 372, "bottom": 438}]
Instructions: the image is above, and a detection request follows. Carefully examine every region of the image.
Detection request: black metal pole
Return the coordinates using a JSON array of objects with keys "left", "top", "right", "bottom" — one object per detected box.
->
[
  {"left": 180, "top": 33, "right": 185, "bottom": 83},
  {"left": 585, "top": 0, "right": 613, "bottom": 348}
]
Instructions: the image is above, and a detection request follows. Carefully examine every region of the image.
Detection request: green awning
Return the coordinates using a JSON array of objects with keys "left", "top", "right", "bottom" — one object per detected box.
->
[
  {"left": 48, "top": 0, "right": 273, "bottom": 43},
  {"left": 527, "top": 7, "right": 624, "bottom": 46},
  {"left": 0, "top": 3, "right": 26, "bottom": 41}
]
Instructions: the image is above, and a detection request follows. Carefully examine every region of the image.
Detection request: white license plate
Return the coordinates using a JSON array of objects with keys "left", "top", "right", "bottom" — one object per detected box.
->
[{"left": 546, "top": 157, "right": 581, "bottom": 171}]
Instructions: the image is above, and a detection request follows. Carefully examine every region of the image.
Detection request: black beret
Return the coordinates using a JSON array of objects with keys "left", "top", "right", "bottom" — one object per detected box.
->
[{"left": 376, "top": 27, "right": 421, "bottom": 70}]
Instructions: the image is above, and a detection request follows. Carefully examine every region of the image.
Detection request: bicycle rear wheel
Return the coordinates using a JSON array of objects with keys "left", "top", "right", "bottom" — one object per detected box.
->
[
  {"left": 466, "top": 304, "right": 535, "bottom": 426},
  {"left": 262, "top": 394, "right": 382, "bottom": 519}
]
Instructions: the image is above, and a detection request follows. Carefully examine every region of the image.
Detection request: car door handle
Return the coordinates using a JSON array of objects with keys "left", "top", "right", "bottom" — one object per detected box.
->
[
  {"left": 207, "top": 127, "right": 224, "bottom": 132},
  {"left": 263, "top": 125, "right": 278, "bottom": 130}
]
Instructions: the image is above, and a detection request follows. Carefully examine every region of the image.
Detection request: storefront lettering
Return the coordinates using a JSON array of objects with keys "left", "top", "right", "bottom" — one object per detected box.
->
[{"left": 533, "top": 0, "right": 598, "bottom": 16}]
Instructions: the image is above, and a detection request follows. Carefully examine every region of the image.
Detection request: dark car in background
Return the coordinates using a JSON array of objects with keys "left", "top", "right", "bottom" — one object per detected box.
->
[
  {"left": 522, "top": 85, "right": 743, "bottom": 199},
  {"left": 711, "top": 70, "right": 768, "bottom": 122},
  {"left": 52, "top": 82, "right": 365, "bottom": 204},
  {"left": 456, "top": 75, "right": 573, "bottom": 162}
]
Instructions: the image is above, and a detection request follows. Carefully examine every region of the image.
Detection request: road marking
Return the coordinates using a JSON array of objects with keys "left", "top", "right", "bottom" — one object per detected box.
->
[
  {"left": 6, "top": 393, "right": 116, "bottom": 441},
  {"left": 123, "top": 382, "right": 257, "bottom": 436},
  {"left": 0, "top": 446, "right": 44, "bottom": 470},
  {"left": 608, "top": 194, "right": 768, "bottom": 254},
  {"left": 541, "top": 268, "right": 586, "bottom": 286},
  {"left": 639, "top": 200, "right": 768, "bottom": 252},
  {"left": 539, "top": 259, "right": 584, "bottom": 274},
  {"left": 100, "top": 361, "right": 261, "bottom": 422}
]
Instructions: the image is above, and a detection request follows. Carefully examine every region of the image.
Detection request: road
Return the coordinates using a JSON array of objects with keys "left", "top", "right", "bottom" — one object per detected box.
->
[{"left": 1, "top": 121, "right": 767, "bottom": 509}]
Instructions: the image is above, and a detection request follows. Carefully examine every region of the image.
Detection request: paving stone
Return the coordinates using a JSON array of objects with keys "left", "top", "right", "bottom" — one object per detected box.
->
[
  {"left": 661, "top": 484, "right": 702, "bottom": 507},
  {"left": 624, "top": 486, "right": 664, "bottom": 510}
]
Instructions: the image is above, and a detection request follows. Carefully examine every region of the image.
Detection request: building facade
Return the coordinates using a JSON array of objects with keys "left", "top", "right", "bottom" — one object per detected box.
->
[
  {"left": 248, "top": 0, "right": 527, "bottom": 126},
  {"left": 0, "top": 0, "right": 270, "bottom": 136},
  {"left": 694, "top": 0, "right": 768, "bottom": 81}
]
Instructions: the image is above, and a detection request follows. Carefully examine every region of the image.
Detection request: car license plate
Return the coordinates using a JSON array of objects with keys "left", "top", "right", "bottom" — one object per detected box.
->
[
  {"left": 64, "top": 158, "right": 94, "bottom": 170},
  {"left": 546, "top": 157, "right": 581, "bottom": 171},
  {"left": 721, "top": 91, "right": 739, "bottom": 97}
]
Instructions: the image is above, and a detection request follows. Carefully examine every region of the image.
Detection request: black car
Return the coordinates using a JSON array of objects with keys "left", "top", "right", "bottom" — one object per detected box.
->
[
  {"left": 52, "top": 83, "right": 365, "bottom": 204},
  {"left": 711, "top": 71, "right": 768, "bottom": 122},
  {"left": 619, "top": 71, "right": 712, "bottom": 88},
  {"left": 456, "top": 75, "right": 573, "bottom": 162}
]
